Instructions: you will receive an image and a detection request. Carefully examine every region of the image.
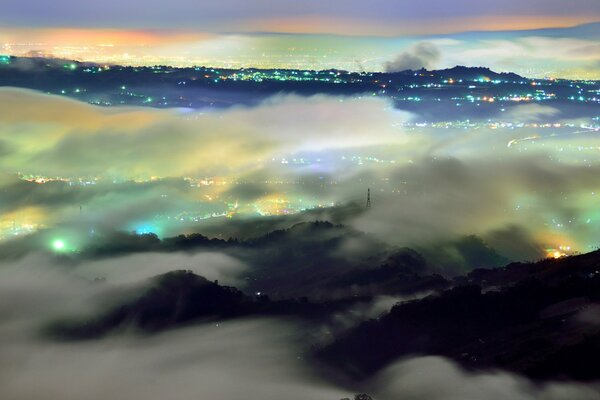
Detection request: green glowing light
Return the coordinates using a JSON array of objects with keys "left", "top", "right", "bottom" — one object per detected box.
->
[{"left": 52, "top": 239, "right": 66, "bottom": 251}]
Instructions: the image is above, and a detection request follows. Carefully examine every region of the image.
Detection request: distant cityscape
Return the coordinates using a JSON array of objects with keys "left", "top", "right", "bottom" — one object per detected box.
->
[{"left": 1, "top": 56, "right": 598, "bottom": 113}]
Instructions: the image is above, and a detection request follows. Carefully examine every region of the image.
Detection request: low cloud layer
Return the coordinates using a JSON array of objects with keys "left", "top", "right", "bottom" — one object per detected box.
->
[
  {"left": 1, "top": 88, "right": 600, "bottom": 261},
  {"left": 0, "top": 259, "right": 599, "bottom": 400},
  {"left": 504, "top": 104, "right": 561, "bottom": 122},
  {"left": 0, "top": 88, "right": 411, "bottom": 179},
  {"left": 370, "top": 357, "right": 600, "bottom": 400}
]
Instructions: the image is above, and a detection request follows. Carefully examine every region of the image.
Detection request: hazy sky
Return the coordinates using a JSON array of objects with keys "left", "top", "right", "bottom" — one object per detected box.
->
[
  {"left": 2, "top": 0, "right": 600, "bottom": 34},
  {"left": 1, "top": 0, "right": 599, "bottom": 77}
]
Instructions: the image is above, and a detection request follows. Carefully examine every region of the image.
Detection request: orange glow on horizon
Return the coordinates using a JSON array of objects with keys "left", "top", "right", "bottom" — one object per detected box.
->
[
  {"left": 0, "top": 16, "right": 596, "bottom": 48},
  {"left": 1, "top": 27, "right": 211, "bottom": 48},
  {"left": 235, "top": 15, "right": 600, "bottom": 36}
]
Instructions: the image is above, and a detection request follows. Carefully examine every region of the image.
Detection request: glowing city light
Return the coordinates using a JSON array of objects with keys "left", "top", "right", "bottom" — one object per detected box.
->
[
  {"left": 552, "top": 251, "right": 563, "bottom": 259},
  {"left": 134, "top": 223, "right": 160, "bottom": 235},
  {"left": 52, "top": 239, "right": 66, "bottom": 251},
  {"left": 547, "top": 247, "right": 568, "bottom": 259}
]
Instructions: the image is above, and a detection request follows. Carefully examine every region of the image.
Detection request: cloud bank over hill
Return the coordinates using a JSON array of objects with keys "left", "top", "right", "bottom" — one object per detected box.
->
[{"left": 0, "top": 258, "right": 599, "bottom": 400}]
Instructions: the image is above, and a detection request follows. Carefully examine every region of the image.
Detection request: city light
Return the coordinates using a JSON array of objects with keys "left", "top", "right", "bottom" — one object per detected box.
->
[
  {"left": 51, "top": 239, "right": 66, "bottom": 251},
  {"left": 134, "top": 223, "right": 160, "bottom": 236}
]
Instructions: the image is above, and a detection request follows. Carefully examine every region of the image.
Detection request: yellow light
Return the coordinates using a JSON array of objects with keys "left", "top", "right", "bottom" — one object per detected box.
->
[{"left": 547, "top": 250, "right": 565, "bottom": 259}]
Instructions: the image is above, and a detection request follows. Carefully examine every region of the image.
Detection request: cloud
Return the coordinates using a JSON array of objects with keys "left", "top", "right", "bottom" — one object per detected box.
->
[
  {"left": 2, "top": 89, "right": 600, "bottom": 264},
  {"left": 59, "top": 251, "right": 246, "bottom": 285},
  {"left": 0, "top": 251, "right": 246, "bottom": 323},
  {"left": 441, "top": 36, "right": 600, "bottom": 78},
  {"left": 0, "top": 88, "right": 413, "bottom": 178},
  {"left": 0, "top": 89, "right": 417, "bottom": 246},
  {"left": 384, "top": 42, "right": 441, "bottom": 72},
  {"left": 347, "top": 154, "right": 600, "bottom": 261},
  {"left": 0, "top": 256, "right": 599, "bottom": 400},
  {"left": 504, "top": 104, "right": 561, "bottom": 122},
  {"left": 0, "top": 319, "right": 346, "bottom": 400},
  {"left": 369, "top": 356, "right": 600, "bottom": 400}
]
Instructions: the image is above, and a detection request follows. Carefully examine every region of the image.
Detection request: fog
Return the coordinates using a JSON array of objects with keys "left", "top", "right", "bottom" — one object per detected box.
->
[
  {"left": 2, "top": 88, "right": 600, "bottom": 262},
  {"left": 0, "top": 257, "right": 599, "bottom": 400}
]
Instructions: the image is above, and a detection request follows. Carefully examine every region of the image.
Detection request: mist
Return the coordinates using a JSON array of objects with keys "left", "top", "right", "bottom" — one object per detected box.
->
[
  {"left": 2, "top": 88, "right": 600, "bottom": 263},
  {"left": 1, "top": 257, "right": 599, "bottom": 400}
]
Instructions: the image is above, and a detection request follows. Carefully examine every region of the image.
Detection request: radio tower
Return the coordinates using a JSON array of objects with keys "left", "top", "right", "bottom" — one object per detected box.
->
[{"left": 366, "top": 188, "right": 371, "bottom": 209}]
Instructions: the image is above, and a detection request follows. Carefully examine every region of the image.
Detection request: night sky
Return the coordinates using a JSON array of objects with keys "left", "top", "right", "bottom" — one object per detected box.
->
[{"left": 3, "top": 0, "right": 599, "bottom": 32}]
